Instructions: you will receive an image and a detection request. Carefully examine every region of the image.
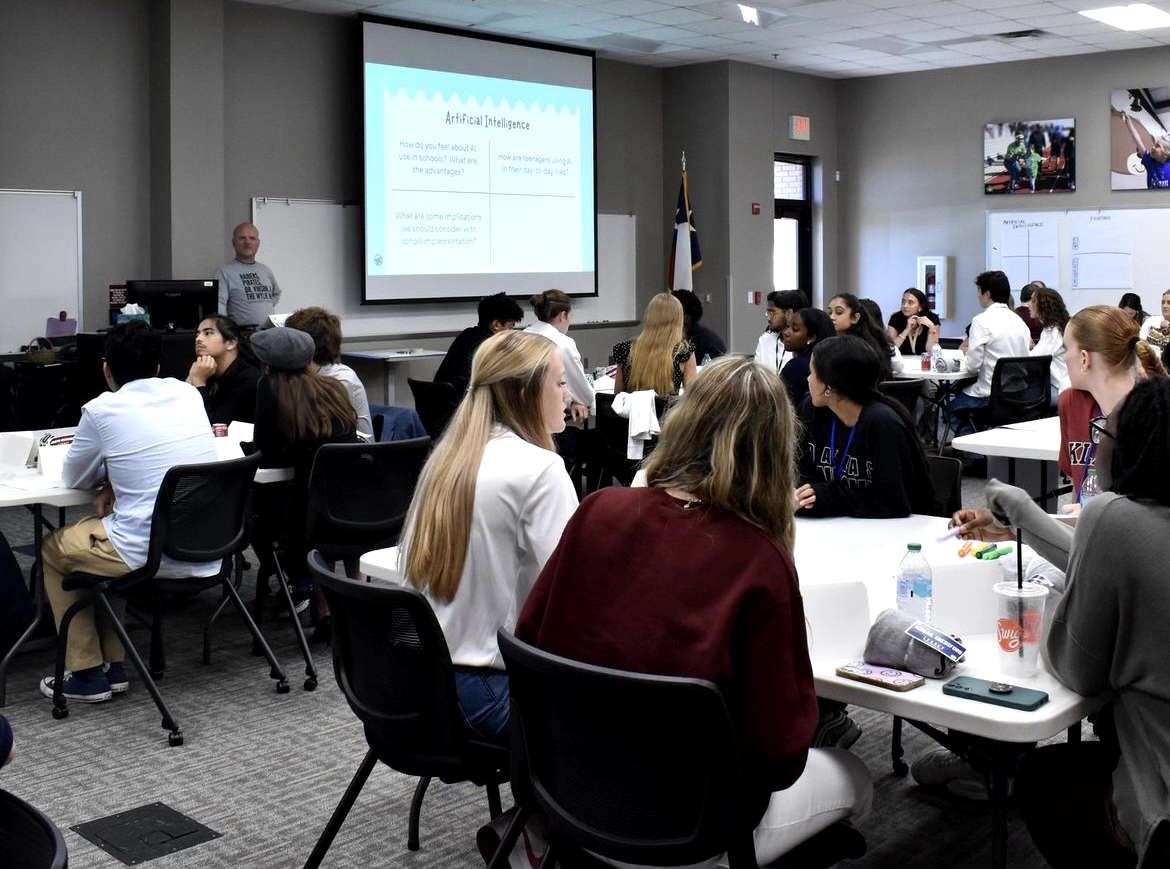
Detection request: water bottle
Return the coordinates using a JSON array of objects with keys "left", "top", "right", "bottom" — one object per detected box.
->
[
  {"left": 701, "top": 353, "right": 712, "bottom": 366},
  {"left": 1079, "top": 467, "right": 1102, "bottom": 506},
  {"left": 931, "top": 343, "right": 945, "bottom": 372},
  {"left": 896, "top": 543, "right": 933, "bottom": 622}
]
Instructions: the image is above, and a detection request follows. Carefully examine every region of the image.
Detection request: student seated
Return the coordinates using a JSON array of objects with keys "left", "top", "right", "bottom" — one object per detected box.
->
[
  {"left": 524, "top": 289, "right": 593, "bottom": 420},
  {"left": 755, "top": 289, "right": 808, "bottom": 375},
  {"left": 952, "top": 378, "right": 1170, "bottom": 868},
  {"left": 795, "top": 336, "right": 934, "bottom": 518},
  {"left": 887, "top": 287, "right": 941, "bottom": 357},
  {"left": 397, "top": 330, "right": 578, "bottom": 745},
  {"left": 612, "top": 292, "right": 695, "bottom": 395},
  {"left": 185, "top": 315, "right": 259, "bottom": 424},
  {"left": 435, "top": 292, "right": 523, "bottom": 396},
  {"left": 673, "top": 289, "right": 726, "bottom": 363},
  {"left": 516, "top": 355, "right": 872, "bottom": 866},
  {"left": 1028, "top": 286, "right": 1071, "bottom": 404},
  {"left": 826, "top": 293, "right": 896, "bottom": 381},
  {"left": 246, "top": 327, "right": 359, "bottom": 619},
  {"left": 780, "top": 307, "right": 835, "bottom": 407},
  {"left": 285, "top": 306, "right": 373, "bottom": 438}
]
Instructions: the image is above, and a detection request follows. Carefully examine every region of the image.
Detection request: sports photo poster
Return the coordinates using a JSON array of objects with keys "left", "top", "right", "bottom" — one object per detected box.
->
[
  {"left": 984, "top": 119, "right": 1075, "bottom": 195},
  {"left": 1111, "top": 88, "right": 1170, "bottom": 191}
]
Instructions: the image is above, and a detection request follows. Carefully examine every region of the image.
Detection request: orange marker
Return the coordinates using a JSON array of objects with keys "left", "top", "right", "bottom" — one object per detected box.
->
[{"left": 958, "top": 540, "right": 973, "bottom": 557}]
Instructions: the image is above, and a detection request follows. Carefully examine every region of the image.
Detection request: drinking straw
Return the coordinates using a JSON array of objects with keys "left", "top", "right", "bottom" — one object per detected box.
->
[{"left": 1017, "top": 528, "right": 1024, "bottom": 660}]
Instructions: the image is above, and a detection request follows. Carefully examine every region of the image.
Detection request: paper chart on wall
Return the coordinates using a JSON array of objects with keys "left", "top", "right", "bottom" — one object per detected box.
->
[
  {"left": 1070, "top": 211, "right": 1134, "bottom": 289},
  {"left": 997, "top": 216, "right": 1058, "bottom": 291}
]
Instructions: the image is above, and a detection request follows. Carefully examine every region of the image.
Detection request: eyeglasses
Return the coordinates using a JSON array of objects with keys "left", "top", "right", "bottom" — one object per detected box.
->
[{"left": 1088, "top": 415, "right": 1116, "bottom": 445}]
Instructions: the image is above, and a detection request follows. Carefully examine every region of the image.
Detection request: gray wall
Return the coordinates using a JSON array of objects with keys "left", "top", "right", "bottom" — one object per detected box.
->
[
  {"left": 0, "top": 0, "right": 151, "bottom": 328},
  {"left": 838, "top": 45, "right": 1170, "bottom": 334}
]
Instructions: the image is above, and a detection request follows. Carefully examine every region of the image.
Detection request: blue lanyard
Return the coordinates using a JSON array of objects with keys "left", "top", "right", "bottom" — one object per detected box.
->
[{"left": 830, "top": 417, "right": 858, "bottom": 481}]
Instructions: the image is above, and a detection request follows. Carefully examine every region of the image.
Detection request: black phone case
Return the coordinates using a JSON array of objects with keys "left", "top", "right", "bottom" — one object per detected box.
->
[{"left": 942, "top": 676, "right": 1049, "bottom": 710}]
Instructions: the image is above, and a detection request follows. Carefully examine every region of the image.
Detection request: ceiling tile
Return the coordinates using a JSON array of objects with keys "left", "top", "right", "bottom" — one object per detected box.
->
[
  {"left": 926, "top": 10, "right": 1004, "bottom": 26},
  {"left": 784, "top": 0, "right": 874, "bottom": 19},
  {"left": 594, "top": 0, "right": 674, "bottom": 14},
  {"left": 632, "top": 7, "right": 716, "bottom": 25}
]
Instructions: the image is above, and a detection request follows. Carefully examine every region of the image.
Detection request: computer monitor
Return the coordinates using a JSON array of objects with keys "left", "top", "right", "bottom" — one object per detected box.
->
[{"left": 124, "top": 279, "right": 218, "bottom": 330}]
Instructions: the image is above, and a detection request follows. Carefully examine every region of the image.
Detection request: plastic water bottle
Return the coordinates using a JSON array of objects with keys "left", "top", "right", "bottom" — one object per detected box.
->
[
  {"left": 1079, "top": 467, "right": 1102, "bottom": 506},
  {"left": 930, "top": 344, "right": 945, "bottom": 372},
  {"left": 896, "top": 543, "right": 933, "bottom": 622},
  {"left": 701, "top": 353, "right": 712, "bottom": 366}
]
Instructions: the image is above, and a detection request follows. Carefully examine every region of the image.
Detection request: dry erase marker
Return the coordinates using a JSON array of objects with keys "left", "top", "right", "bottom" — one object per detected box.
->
[
  {"left": 937, "top": 526, "right": 962, "bottom": 543},
  {"left": 984, "top": 545, "right": 1014, "bottom": 561},
  {"left": 958, "top": 540, "right": 973, "bottom": 557},
  {"left": 974, "top": 542, "right": 997, "bottom": 557}
]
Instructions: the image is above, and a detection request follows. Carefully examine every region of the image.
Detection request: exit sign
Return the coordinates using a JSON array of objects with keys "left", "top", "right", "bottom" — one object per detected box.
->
[{"left": 789, "top": 114, "right": 810, "bottom": 141}]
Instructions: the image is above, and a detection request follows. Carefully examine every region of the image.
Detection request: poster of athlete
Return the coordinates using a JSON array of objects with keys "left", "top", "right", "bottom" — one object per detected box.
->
[
  {"left": 984, "top": 119, "right": 1075, "bottom": 195},
  {"left": 1111, "top": 88, "right": 1170, "bottom": 190}
]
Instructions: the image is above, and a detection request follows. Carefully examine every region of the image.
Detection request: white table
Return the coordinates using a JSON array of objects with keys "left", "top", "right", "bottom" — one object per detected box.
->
[
  {"left": 341, "top": 349, "right": 446, "bottom": 405},
  {"left": 952, "top": 415, "right": 1060, "bottom": 510}
]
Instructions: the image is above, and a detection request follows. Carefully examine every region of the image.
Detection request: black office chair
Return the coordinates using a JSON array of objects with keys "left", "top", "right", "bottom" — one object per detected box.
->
[
  {"left": 490, "top": 630, "right": 866, "bottom": 869},
  {"left": 952, "top": 355, "right": 1053, "bottom": 433},
  {"left": 878, "top": 379, "right": 924, "bottom": 419},
  {"left": 51, "top": 452, "right": 286, "bottom": 747},
  {"left": 266, "top": 437, "right": 431, "bottom": 690},
  {"left": 302, "top": 552, "right": 507, "bottom": 868},
  {"left": 407, "top": 378, "right": 459, "bottom": 440},
  {"left": 925, "top": 455, "right": 963, "bottom": 518},
  {"left": 937, "top": 337, "right": 964, "bottom": 350},
  {"left": 0, "top": 788, "right": 68, "bottom": 868},
  {"left": 591, "top": 392, "right": 670, "bottom": 490}
]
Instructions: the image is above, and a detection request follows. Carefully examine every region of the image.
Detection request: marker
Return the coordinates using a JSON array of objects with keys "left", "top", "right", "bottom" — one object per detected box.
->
[
  {"left": 974, "top": 542, "right": 997, "bottom": 557},
  {"left": 985, "top": 545, "right": 1014, "bottom": 561},
  {"left": 958, "top": 540, "right": 973, "bottom": 557},
  {"left": 937, "top": 526, "right": 962, "bottom": 543}
]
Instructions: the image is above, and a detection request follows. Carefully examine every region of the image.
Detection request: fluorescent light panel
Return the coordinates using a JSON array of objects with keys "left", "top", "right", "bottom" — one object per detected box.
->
[
  {"left": 1078, "top": 3, "right": 1170, "bottom": 30},
  {"left": 738, "top": 4, "right": 760, "bottom": 26}
]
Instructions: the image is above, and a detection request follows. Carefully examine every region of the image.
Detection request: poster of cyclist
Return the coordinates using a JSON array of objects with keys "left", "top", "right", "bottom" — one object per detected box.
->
[{"left": 984, "top": 119, "right": 1075, "bottom": 195}]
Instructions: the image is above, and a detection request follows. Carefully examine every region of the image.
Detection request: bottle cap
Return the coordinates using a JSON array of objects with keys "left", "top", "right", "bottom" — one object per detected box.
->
[{"left": 907, "top": 542, "right": 921, "bottom": 551}]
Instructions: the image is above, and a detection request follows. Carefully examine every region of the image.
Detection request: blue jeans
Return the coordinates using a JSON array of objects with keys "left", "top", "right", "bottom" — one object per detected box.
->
[
  {"left": 947, "top": 392, "right": 989, "bottom": 439},
  {"left": 454, "top": 666, "right": 510, "bottom": 745}
]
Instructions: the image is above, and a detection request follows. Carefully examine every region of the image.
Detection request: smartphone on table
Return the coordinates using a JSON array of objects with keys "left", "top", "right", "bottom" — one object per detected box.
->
[
  {"left": 836, "top": 661, "right": 925, "bottom": 692},
  {"left": 942, "top": 676, "right": 1049, "bottom": 710}
]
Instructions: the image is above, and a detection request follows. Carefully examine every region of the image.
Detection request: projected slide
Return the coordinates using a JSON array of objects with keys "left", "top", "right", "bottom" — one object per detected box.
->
[{"left": 362, "top": 21, "right": 596, "bottom": 305}]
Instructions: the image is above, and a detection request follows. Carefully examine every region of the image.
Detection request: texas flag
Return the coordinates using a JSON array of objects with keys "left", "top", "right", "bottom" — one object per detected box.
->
[{"left": 668, "top": 170, "right": 702, "bottom": 291}]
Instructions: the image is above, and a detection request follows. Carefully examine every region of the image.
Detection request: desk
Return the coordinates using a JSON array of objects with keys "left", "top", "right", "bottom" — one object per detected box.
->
[
  {"left": 894, "top": 362, "right": 974, "bottom": 452},
  {"left": 341, "top": 350, "right": 446, "bottom": 405},
  {"left": 952, "top": 416, "right": 1060, "bottom": 510},
  {"left": 0, "top": 469, "right": 95, "bottom": 705}
]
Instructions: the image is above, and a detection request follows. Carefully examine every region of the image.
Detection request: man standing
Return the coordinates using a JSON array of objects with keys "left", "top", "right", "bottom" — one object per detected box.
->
[
  {"left": 948, "top": 270, "right": 1031, "bottom": 436},
  {"left": 38, "top": 321, "right": 220, "bottom": 703},
  {"left": 216, "top": 222, "right": 281, "bottom": 327}
]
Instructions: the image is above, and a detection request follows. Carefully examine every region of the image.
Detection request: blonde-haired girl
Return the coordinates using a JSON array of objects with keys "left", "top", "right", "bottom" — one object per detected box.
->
[
  {"left": 399, "top": 329, "right": 578, "bottom": 742},
  {"left": 612, "top": 293, "right": 696, "bottom": 395}
]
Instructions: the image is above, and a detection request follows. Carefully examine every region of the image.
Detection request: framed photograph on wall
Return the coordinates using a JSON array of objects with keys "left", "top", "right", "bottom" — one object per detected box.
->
[
  {"left": 1111, "top": 88, "right": 1170, "bottom": 190},
  {"left": 984, "top": 119, "right": 1076, "bottom": 195}
]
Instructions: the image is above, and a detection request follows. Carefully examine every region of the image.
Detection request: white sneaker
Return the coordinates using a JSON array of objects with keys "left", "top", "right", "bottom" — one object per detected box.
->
[{"left": 911, "top": 747, "right": 987, "bottom": 799}]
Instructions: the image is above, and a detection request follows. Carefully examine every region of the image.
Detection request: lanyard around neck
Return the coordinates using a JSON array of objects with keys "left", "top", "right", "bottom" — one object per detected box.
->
[{"left": 830, "top": 416, "right": 858, "bottom": 481}]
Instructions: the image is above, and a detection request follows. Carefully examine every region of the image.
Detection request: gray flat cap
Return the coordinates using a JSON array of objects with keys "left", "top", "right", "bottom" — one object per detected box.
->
[{"left": 251, "top": 326, "right": 315, "bottom": 370}]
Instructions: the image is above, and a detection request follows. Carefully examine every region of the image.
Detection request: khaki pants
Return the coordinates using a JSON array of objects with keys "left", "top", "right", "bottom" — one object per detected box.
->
[{"left": 42, "top": 517, "right": 131, "bottom": 672}]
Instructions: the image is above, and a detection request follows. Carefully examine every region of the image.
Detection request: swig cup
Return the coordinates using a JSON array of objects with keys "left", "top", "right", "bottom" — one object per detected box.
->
[{"left": 993, "top": 581, "right": 1048, "bottom": 678}]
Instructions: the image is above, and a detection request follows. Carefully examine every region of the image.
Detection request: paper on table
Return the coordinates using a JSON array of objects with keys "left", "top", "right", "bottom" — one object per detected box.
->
[
  {"left": 0, "top": 431, "right": 35, "bottom": 468},
  {"left": 1, "top": 472, "right": 65, "bottom": 491},
  {"left": 36, "top": 442, "right": 70, "bottom": 484}
]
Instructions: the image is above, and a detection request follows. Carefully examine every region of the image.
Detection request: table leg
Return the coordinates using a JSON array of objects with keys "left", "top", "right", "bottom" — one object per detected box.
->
[
  {"left": 1008, "top": 457, "right": 1016, "bottom": 487},
  {"left": 1039, "top": 460, "right": 1050, "bottom": 512},
  {"left": 383, "top": 363, "right": 395, "bottom": 406},
  {"left": 1067, "top": 720, "right": 1081, "bottom": 744},
  {"left": 0, "top": 504, "right": 48, "bottom": 706}
]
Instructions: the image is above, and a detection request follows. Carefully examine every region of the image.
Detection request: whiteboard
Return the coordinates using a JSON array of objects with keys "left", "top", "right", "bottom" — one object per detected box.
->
[
  {"left": 0, "top": 190, "right": 83, "bottom": 352},
  {"left": 986, "top": 208, "right": 1170, "bottom": 314},
  {"left": 252, "top": 198, "right": 636, "bottom": 339}
]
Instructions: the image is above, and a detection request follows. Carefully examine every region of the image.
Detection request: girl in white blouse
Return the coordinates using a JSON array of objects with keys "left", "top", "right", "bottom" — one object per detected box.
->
[{"left": 1029, "top": 286, "right": 1071, "bottom": 403}]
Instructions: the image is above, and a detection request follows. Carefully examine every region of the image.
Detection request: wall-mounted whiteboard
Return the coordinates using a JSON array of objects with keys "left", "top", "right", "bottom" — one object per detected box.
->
[
  {"left": 0, "top": 190, "right": 83, "bottom": 352},
  {"left": 986, "top": 208, "right": 1170, "bottom": 314},
  {"left": 253, "top": 198, "right": 636, "bottom": 339}
]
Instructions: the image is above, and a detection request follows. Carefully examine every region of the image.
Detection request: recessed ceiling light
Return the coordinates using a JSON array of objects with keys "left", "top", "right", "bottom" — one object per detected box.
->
[
  {"left": 738, "top": 4, "right": 760, "bottom": 26},
  {"left": 1078, "top": 3, "right": 1170, "bottom": 30}
]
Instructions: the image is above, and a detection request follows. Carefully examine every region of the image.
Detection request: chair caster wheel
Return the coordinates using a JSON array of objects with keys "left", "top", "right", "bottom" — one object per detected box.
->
[
  {"left": 168, "top": 731, "right": 184, "bottom": 747},
  {"left": 304, "top": 677, "right": 318, "bottom": 691},
  {"left": 276, "top": 680, "right": 291, "bottom": 694},
  {"left": 893, "top": 760, "right": 909, "bottom": 777},
  {"left": 51, "top": 705, "right": 68, "bottom": 720},
  {"left": 150, "top": 669, "right": 165, "bottom": 680}
]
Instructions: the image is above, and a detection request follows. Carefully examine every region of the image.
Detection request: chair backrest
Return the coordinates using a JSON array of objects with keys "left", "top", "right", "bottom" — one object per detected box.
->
[
  {"left": 303, "top": 438, "right": 430, "bottom": 555},
  {"left": 145, "top": 452, "right": 263, "bottom": 573},
  {"left": 0, "top": 788, "right": 68, "bottom": 869},
  {"left": 877, "top": 379, "right": 922, "bottom": 418},
  {"left": 407, "top": 378, "right": 459, "bottom": 440},
  {"left": 497, "top": 630, "right": 759, "bottom": 868},
  {"left": 925, "top": 455, "right": 963, "bottom": 519},
  {"left": 987, "top": 355, "right": 1052, "bottom": 426},
  {"left": 595, "top": 392, "right": 669, "bottom": 460},
  {"left": 308, "top": 551, "right": 476, "bottom": 777},
  {"left": 937, "top": 337, "right": 963, "bottom": 350}
]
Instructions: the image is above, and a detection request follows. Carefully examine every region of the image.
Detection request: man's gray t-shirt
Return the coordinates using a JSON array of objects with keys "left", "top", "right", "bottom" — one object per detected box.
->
[{"left": 215, "top": 259, "right": 281, "bottom": 326}]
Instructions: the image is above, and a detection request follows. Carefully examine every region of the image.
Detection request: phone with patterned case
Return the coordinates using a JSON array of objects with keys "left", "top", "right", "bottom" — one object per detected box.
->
[{"left": 836, "top": 661, "right": 925, "bottom": 692}]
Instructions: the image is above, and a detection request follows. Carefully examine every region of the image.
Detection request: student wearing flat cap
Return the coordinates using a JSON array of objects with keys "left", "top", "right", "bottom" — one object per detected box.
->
[{"left": 246, "top": 327, "right": 359, "bottom": 624}]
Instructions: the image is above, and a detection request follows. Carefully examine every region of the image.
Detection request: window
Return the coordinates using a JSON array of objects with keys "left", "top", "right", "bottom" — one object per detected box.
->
[{"left": 773, "top": 155, "right": 811, "bottom": 301}]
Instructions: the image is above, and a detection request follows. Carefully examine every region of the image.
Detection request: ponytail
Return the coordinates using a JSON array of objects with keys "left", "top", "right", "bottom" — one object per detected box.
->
[{"left": 1135, "top": 339, "right": 1168, "bottom": 379}]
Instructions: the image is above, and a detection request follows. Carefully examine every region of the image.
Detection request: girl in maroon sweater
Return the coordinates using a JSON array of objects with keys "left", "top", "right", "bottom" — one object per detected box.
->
[{"left": 517, "top": 355, "right": 872, "bottom": 866}]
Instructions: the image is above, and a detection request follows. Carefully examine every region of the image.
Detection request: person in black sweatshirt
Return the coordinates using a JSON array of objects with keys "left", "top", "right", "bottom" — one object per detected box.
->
[
  {"left": 780, "top": 307, "right": 835, "bottom": 408},
  {"left": 795, "top": 336, "right": 934, "bottom": 518}
]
